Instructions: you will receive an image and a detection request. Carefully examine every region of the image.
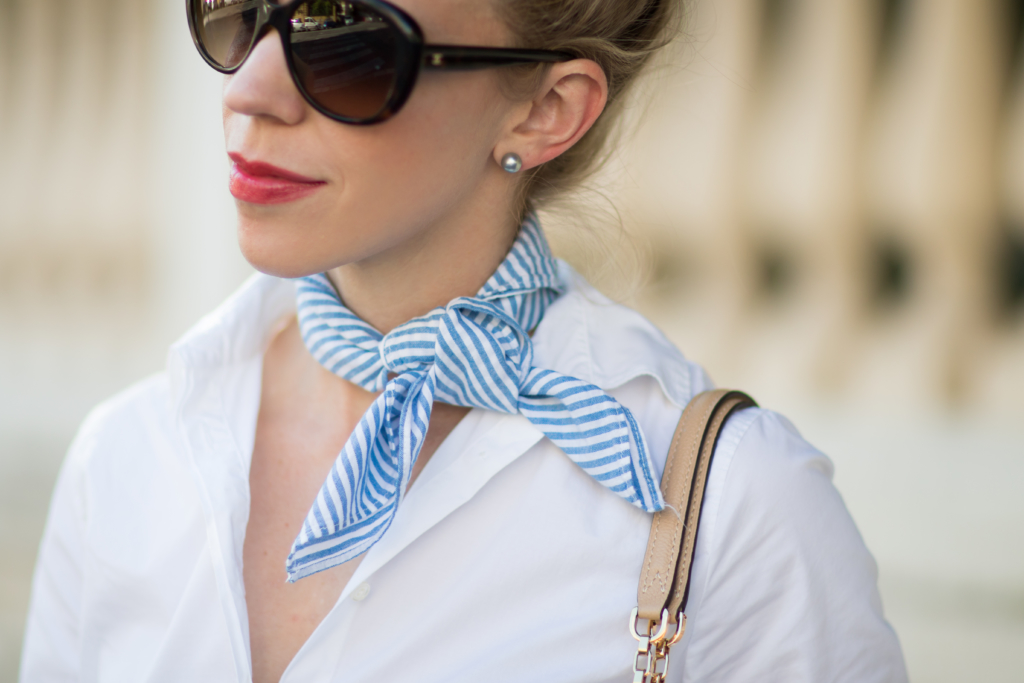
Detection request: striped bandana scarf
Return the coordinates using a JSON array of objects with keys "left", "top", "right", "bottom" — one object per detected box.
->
[{"left": 286, "top": 216, "right": 664, "bottom": 581}]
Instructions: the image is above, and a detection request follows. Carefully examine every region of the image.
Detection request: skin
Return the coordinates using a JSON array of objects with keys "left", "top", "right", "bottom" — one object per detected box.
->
[{"left": 223, "top": 1, "right": 608, "bottom": 681}]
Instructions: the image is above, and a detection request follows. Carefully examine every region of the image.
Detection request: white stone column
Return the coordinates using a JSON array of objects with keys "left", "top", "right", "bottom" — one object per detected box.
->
[
  {"left": 592, "top": 0, "right": 763, "bottom": 382},
  {"left": 737, "top": 0, "right": 877, "bottom": 403},
  {"left": 859, "top": 0, "right": 1003, "bottom": 411},
  {"left": 979, "top": 17, "right": 1024, "bottom": 419},
  {"left": 0, "top": 0, "right": 157, "bottom": 433},
  {"left": 0, "top": 0, "right": 252, "bottom": 434}
]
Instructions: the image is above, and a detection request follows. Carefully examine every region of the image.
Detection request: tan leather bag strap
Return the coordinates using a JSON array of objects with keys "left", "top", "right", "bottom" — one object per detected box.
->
[
  {"left": 637, "top": 389, "right": 757, "bottom": 624},
  {"left": 630, "top": 390, "right": 757, "bottom": 682}
]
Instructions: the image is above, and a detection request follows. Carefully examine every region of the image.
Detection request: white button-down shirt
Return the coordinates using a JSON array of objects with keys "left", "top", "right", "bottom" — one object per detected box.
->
[{"left": 20, "top": 265, "right": 907, "bottom": 682}]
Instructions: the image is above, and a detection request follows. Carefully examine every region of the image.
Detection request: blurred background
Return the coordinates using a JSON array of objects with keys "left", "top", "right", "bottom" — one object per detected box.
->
[{"left": 0, "top": 0, "right": 1022, "bottom": 680}]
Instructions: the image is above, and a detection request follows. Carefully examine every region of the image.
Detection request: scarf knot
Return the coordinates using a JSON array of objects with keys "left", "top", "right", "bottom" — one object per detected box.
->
[{"left": 287, "top": 216, "right": 664, "bottom": 582}]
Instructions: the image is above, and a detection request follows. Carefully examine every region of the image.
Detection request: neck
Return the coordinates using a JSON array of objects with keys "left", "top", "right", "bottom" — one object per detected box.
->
[{"left": 327, "top": 184, "right": 520, "bottom": 334}]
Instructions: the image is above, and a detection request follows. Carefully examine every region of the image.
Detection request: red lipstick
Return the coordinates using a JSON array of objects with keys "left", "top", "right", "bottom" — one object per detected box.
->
[{"left": 228, "top": 153, "right": 325, "bottom": 205}]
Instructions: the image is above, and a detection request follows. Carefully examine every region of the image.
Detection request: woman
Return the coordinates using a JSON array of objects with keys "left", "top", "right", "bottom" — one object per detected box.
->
[{"left": 21, "top": 0, "right": 907, "bottom": 681}]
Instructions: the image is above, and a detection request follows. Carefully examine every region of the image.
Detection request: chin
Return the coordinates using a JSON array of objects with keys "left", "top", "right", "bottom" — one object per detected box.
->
[{"left": 236, "top": 218, "right": 334, "bottom": 279}]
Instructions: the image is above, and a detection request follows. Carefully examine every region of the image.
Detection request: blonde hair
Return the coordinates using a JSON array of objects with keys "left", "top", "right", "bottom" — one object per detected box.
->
[{"left": 497, "top": 0, "right": 685, "bottom": 212}]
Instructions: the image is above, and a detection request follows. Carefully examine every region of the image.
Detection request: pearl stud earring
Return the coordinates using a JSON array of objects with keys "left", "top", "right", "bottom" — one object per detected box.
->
[{"left": 501, "top": 152, "right": 523, "bottom": 173}]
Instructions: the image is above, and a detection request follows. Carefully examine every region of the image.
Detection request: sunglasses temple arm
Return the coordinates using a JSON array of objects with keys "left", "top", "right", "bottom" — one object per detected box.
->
[{"left": 423, "top": 46, "right": 573, "bottom": 70}]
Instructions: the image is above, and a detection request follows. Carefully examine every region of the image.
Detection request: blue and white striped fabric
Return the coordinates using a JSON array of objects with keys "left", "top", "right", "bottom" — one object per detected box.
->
[{"left": 287, "top": 216, "right": 665, "bottom": 581}]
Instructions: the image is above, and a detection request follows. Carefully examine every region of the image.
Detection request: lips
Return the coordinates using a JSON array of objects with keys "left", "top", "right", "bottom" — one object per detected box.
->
[{"left": 228, "top": 153, "right": 326, "bottom": 205}]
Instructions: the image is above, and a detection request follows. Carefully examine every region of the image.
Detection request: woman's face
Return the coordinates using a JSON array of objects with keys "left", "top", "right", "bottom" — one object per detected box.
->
[{"left": 222, "top": 0, "right": 518, "bottom": 278}]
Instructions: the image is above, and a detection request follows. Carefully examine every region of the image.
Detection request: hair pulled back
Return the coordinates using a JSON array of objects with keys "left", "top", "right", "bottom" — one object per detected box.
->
[{"left": 498, "top": 0, "right": 684, "bottom": 211}]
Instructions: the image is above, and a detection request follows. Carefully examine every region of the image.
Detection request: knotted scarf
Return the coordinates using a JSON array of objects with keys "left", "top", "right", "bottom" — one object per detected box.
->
[{"left": 287, "top": 216, "right": 664, "bottom": 581}]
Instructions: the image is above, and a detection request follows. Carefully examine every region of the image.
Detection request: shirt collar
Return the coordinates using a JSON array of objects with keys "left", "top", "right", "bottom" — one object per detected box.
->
[
  {"left": 532, "top": 261, "right": 697, "bottom": 409},
  {"left": 168, "top": 272, "right": 295, "bottom": 376}
]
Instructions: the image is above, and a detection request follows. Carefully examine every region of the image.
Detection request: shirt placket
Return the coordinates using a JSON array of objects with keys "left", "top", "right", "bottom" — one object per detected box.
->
[
  {"left": 173, "top": 351, "right": 255, "bottom": 683},
  {"left": 280, "top": 409, "right": 546, "bottom": 681}
]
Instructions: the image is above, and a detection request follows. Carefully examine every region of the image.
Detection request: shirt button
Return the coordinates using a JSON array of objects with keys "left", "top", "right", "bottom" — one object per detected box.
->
[{"left": 351, "top": 582, "right": 371, "bottom": 602}]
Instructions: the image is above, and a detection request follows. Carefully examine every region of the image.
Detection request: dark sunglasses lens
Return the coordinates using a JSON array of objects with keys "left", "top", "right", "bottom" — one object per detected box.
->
[
  {"left": 288, "top": 1, "right": 400, "bottom": 121},
  {"left": 192, "top": 0, "right": 258, "bottom": 69}
]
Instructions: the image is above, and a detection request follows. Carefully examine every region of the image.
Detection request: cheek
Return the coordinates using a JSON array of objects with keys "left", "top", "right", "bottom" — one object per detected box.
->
[
  {"left": 233, "top": 73, "right": 508, "bottom": 277},
  {"left": 355, "top": 74, "right": 503, "bottom": 189},
  {"left": 324, "top": 73, "right": 506, "bottom": 230}
]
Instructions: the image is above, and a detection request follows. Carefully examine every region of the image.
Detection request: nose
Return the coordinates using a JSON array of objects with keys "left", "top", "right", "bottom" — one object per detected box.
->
[{"left": 223, "top": 30, "right": 307, "bottom": 125}]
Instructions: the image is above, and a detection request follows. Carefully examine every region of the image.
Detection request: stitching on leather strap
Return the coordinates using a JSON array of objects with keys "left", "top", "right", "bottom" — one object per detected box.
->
[
  {"left": 671, "top": 399, "right": 732, "bottom": 610},
  {"left": 669, "top": 394, "right": 752, "bottom": 613},
  {"left": 638, "top": 392, "right": 719, "bottom": 608},
  {"left": 638, "top": 401, "right": 687, "bottom": 598}
]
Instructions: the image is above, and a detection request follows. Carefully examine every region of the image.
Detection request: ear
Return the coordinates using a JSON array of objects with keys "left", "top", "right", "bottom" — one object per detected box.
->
[{"left": 494, "top": 59, "right": 608, "bottom": 171}]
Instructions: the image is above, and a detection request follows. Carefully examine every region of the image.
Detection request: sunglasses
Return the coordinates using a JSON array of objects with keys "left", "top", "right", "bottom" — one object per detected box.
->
[{"left": 188, "top": 0, "right": 573, "bottom": 125}]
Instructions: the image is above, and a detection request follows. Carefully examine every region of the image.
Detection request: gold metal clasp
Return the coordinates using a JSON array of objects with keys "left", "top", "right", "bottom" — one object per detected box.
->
[
  {"left": 629, "top": 608, "right": 670, "bottom": 683},
  {"left": 667, "top": 611, "right": 687, "bottom": 645},
  {"left": 629, "top": 607, "right": 670, "bottom": 643},
  {"left": 629, "top": 608, "right": 687, "bottom": 683}
]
